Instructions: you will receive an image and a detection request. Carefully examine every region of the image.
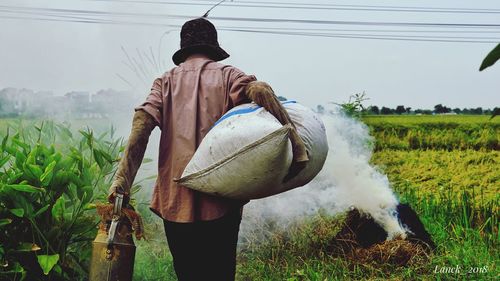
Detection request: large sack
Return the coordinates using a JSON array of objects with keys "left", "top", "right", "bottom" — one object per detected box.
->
[{"left": 176, "top": 101, "right": 328, "bottom": 200}]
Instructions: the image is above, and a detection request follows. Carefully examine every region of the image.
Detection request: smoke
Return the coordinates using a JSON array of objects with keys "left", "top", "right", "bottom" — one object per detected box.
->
[{"left": 240, "top": 107, "right": 406, "bottom": 243}]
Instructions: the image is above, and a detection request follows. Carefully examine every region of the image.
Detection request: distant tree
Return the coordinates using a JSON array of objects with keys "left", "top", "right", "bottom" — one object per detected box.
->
[
  {"left": 381, "top": 106, "right": 393, "bottom": 115},
  {"left": 452, "top": 108, "right": 462, "bottom": 114},
  {"left": 471, "top": 107, "right": 483, "bottom": 115},
  {"left": 395, "top": 105, "right": 406, "bottom": 115},
  {"left": 434, "top": 104, "right": 451, "bottom": 114},
  {"left": 369, "top": 105, "right": 380, "bottom": 115},
  {"left": 405, "top": 107, "right": 412, "bottom": 114},
  {"left": 491, "top": 107, "right": 500, "bottom": 119},
  {"left": 434, "top": 104, "right": 442, "bottom": 113}
]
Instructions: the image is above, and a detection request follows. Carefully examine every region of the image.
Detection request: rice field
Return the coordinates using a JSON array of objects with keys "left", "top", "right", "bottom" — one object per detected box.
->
[
  {"left": 233, "top": 115, "right": 499, "bottom": 280},
  {"left": 363, "top": 115, "right": 499, "bottom": 151}
]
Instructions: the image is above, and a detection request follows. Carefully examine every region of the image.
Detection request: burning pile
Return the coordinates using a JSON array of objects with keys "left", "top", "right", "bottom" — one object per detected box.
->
[{"left": 329, "top": 204, "right": 435, "bottom": 265}]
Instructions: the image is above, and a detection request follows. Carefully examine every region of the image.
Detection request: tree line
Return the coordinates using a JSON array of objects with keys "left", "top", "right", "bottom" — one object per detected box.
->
[{"left": 316, "top": 103, "right": 498, "bottom": 116}]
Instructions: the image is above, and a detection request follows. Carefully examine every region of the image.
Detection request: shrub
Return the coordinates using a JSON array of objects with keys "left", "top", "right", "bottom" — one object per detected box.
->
[{"left": 0, "top": 121, "right": 123, "bottom": 280}]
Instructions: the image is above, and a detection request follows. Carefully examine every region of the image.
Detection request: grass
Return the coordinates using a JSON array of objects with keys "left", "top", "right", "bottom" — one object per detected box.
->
[
  {"left": 130, "top": 115, "right": 499, "bottom": 281},
  {"left": 1, "top": 115, "right": 498, "bottom": 280},
  {"left": 234, "top": 186, "right": 498, "bottom": 281}
]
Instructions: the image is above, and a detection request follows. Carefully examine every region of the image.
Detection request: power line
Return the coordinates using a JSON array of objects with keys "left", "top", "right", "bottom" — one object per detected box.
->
[
  {"left": 222, "top": 28, "right": 500, "bottom": 42},
  {"left": 2, "top": 5, "right": 500, "bottom": 29},
  {"left": 188, "top": 0, "right": 500, "bottom": 12},
  {"left": 87, "top": 0, "right": 500, "bottom": 14},
  {"left": 2, "top": 12, "right": 499, "bottom": 44}
]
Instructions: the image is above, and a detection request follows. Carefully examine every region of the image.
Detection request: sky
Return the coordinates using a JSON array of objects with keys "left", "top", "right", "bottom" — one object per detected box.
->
[{"left": 0, "top": 0, "right": 499, "bottom": 109}]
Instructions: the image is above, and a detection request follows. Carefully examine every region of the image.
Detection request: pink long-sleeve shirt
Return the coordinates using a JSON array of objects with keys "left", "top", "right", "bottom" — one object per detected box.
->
[{"left": 136, "top": 55, "right": 256, "bottom": 222}]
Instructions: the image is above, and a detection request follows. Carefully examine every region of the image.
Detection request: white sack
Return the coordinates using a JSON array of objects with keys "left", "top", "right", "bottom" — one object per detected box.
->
[{"left": 176, "top": 101, "right": 329, "bottom": 200}]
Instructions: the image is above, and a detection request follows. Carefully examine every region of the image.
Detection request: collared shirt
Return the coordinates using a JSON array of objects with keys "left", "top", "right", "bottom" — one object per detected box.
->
[{"left": 136, "top": 56, "right": 256, "bottom": 222}]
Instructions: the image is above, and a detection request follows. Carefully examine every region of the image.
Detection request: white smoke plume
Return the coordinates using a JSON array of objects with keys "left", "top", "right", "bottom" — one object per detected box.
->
[{"left": 240, "top": 107, "right": 406, "bottom": 242}]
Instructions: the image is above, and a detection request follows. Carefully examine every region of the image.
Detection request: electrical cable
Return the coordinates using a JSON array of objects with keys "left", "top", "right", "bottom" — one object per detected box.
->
[{"left": 87, "top": 0, "right": 500, "bottom": 14}]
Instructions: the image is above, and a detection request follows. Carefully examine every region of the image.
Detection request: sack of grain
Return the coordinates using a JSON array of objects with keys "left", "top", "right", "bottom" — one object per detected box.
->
[{"left": 176, "top": 101, "right": 328, "bottom": 200}]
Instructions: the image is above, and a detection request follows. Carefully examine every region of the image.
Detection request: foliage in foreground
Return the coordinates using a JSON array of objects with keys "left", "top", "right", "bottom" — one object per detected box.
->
[
  {"left": 235, "top": 189, "right": 498, "bottom": 281},
  {"left": 0, "top": 121, "right": 122, "bottom": 280}
]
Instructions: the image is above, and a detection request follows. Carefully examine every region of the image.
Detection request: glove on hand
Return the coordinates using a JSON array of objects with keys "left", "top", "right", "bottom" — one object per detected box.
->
[{"left": 245, "top": 81, "right": 309, "bottom": 182}]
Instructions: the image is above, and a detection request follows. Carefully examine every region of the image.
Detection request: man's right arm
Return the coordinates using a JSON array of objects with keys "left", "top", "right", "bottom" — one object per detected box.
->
[
  {"left": 108, "top": 110, "right": 156, "bottom": 202},
  {"left": 108, "top": 77, "right": 164, "bottom": 202}
]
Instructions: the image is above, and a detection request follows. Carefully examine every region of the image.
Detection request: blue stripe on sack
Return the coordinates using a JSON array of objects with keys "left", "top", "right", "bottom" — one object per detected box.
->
[{"left": 213, "top": 100, "right": 296, "bottom": 127}]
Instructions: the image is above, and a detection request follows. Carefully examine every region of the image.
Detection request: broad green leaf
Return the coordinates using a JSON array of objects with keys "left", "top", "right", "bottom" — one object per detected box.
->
[
  {"left": 15, "top": 243, "right": 41, "bottom": 252},
  {"left": 5, "top": 262, "right": 26, "bottom": 277},
  {"left": 0, "top": 219, "right": 12, "bottom": 227},
  {"left": 479, "top": 43, "right": 500, "bottom": 71},
  {"left": 11, "top": 196, "right": 33, "bottom": 217},
  {"left": 4, "top": 144, "right": 17, "bottom": 156},
  {"left": 82, "top": 186, "right": 94, "bottom": 204},
  {"left": 1, "top": 128, "right": 8, "bottom": 150},
  {"left": 27, "top": 164, "right": 43, "bottom": 179},
  {"left": 33, "top": 204, "right": 50, "bottom": 218},
  {"left": 6, "top": 184, "right": 42, "bottom": 193},
  {"left": 11, "top": 138, "right": 30, "bottom": 153},
  {"left": 4, "top": 171, "right": 23, "bottom": 185},
  {"left": 53, "top": 264, "right": 62, "bottom": 275},
  {"left": 83, "top": 203, "right": 96, "bottom": 210},
  {"left": 40, "top": 161, "right": 57, "bottom": 186},
  {"left": 37, "top": 254, "right": 59, "bottom": 275},
  {"left": 93, "top": 149, "right": 105, "bottom": 169},
  {"left": 9, "top": 208, "right": 24, "bottom": 218},
  {"left": 51, "top": 197, "right": 65, "bottom": 220},
  {"left": 80, "top": 129, "right": 94, "bottom": 149},
  {"left": 98, "top": 149, "right": 114, "bottom": 164},
  {"left": 15, "top": 151, "right": 26, "bottom": 168},
  {"left": 0, "top": 155, "right": 10, "bottom": 168}
]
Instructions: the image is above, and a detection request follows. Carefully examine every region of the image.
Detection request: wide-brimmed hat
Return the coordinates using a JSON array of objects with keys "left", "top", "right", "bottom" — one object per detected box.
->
[{"left": 172, "top": 18, "right": 229, "bottom": 65}]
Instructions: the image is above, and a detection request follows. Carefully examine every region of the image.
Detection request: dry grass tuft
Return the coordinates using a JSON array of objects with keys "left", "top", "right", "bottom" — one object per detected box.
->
[{"left": 352, "top": 238, "right": 430, "bottom": 266}]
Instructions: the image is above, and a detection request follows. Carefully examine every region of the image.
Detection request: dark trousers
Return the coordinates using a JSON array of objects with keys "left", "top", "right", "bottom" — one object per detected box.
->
[{"left": 163, "top": 210, "right": 242, "bottom": 281}]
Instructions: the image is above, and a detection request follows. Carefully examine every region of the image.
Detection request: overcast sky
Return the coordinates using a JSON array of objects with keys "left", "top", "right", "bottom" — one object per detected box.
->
[{"left": 1, "top": 0, "right": 499, "bottom": 109}]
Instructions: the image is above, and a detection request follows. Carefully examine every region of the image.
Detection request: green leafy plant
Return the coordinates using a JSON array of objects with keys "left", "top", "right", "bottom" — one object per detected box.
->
[
  {"left": 479, "top": 43, "right": 500, "bottom": 71},
  {"left": 0, "top": 121, "right": 123, "bottom": 280},
  {"left": 333, "top": 92, "right": 369, "bottom": 118}
]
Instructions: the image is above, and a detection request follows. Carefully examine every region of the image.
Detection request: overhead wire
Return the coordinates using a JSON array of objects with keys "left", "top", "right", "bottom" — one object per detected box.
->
[
  {"left": 3, "top": 13, "right": 499, "bottom": 44},
  {"left": 86, "top": 0, "right": 500, "bottom": 14},
  {"left": 1, "top": 5, "right": 500, "bottom": 29},
  {"left": 185, "top": 0, "right": 500, "bottom": 11},
  {"left": 1, "top": 4, "right": 500, "bottom": 44}
]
